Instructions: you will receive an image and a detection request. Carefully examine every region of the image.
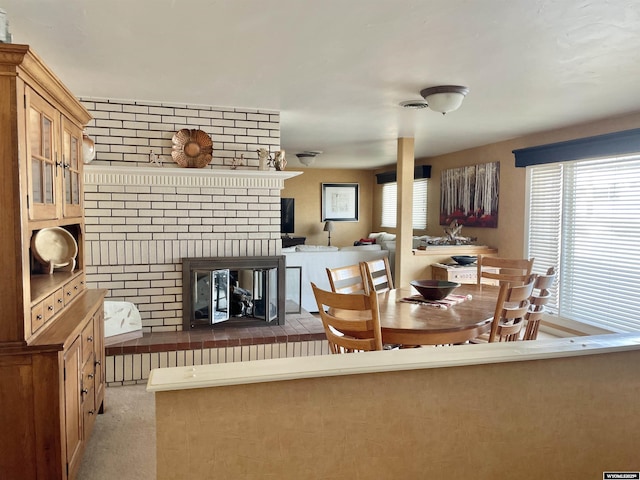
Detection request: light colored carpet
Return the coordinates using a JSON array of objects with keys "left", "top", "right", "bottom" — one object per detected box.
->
[{"left": 77, "top": 384, "right": 156, "bottom": 480}]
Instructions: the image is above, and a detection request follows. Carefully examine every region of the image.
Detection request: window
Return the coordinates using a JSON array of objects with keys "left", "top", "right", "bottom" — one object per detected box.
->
[
  {"left": 526, "top": 154, "right": 640, "bottom": 332},
  {"left": 381, "top": 179, "right": 427, "bottom": 229}
]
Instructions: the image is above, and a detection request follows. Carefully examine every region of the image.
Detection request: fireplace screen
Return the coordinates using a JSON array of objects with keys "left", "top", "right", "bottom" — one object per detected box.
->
[{"left": 183, "top": 256, "right": 286, "bottom": 328}]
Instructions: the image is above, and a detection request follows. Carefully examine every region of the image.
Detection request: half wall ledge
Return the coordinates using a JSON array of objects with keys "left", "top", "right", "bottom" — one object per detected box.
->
[{"left": 147, "top": 332, "right": 640, "bottom": 390}]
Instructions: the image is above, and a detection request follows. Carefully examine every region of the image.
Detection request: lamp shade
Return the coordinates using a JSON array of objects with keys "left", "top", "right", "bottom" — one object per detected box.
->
[
  {"left": 420, "top": 85, "right": 469, "bottom": 115},
  {"left": 323, "top": 221, "right": 334, "bottom": 232}
]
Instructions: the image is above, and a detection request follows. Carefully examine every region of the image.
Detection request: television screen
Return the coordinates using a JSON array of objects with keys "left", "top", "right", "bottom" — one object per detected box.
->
[{"left": 280, "top": 198, "right": 295, "bottom": 235}]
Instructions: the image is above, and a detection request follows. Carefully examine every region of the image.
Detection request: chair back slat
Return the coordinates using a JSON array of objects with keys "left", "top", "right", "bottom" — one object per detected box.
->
[
  {"left": 523, "top": 267, "right": 556, "bottom": 340},
  {"left": 361, "top": 257, "right": 394, "bottom": 293},
  {"left": 477, "top": 256, "right": 534, "bottom": 287},
  {"left": 326, "top": 264, "right": 367, "bottom": 294},
  {"left": 488, "top": 276, "right": 535, "bottom": 342}
]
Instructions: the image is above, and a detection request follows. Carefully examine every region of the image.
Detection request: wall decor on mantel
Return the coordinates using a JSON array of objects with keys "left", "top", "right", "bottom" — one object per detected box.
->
[
  {"left": 440, "top": 161, "right": 499, "bottom": 228},
  {"left": 171, "top": 128, "right": 213, "bottom": 168}
]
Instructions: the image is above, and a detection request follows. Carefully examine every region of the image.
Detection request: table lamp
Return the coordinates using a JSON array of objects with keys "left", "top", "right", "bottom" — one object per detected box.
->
[{"left": 323, "top": 221, "right": 334, "bottom": 246}]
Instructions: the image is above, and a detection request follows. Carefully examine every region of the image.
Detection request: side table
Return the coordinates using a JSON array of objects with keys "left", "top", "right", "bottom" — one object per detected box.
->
[{"left": 431, "top": 263, "right": 499, "bottom": 285}]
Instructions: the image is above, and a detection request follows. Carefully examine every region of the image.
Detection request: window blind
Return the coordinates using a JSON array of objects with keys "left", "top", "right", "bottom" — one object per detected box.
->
[
  {"left": 526, "top": 164, "right": 563, "bottom": 313},
  {"left": 412, "top": 179, "right": 428, "bottom": 229},
  {"left": 381, "top": 179, "right": 428, "bottom": 229},
  {"left": 526, "top": 154, "right": 640, "bottom": 332},
  {"left": 381, "top": 183, "right": 397, "bottom": 228}
]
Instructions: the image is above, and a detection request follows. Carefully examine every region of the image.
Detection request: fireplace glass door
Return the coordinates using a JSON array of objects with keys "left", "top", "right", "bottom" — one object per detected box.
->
[
  {"left": 183, "top": 256, "right": 286, "bottom": 329},
  {"left": 193, "top": 269, "right": 230, "bottom": 326},
  {"left": 252, "top": 268, "right": 278, "bottom": 323}
]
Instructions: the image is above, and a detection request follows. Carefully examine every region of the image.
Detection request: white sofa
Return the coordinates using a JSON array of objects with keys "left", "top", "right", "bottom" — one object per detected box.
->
[
  {"left": 365, "top": 232, "right": 443, "bottom": 270},
  {"left": 283, "top": 245, "right": 389, "bottom": 312}
]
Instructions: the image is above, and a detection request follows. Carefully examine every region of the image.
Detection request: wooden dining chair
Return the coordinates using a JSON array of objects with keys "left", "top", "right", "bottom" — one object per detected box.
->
[
  {"left": 487, "top": 275, "right": 536, "bottom": 342},
  {"left": 326, "top": 264, "right": 368, "bottom": 294},
  {"left": 522, "top": 267, "right": 556, "bottom": 340},
  {"left": 470, "top": 275, "right": 535, "bottom": 343},
  {"left": 311, "top": 282, "right": 384, "bottom": 353},
  {"left": 476, "top": 255, "right": 535, "bottom": 286},
  {"left": 361, "top": 257, "right": 394, "bottom": 293}
]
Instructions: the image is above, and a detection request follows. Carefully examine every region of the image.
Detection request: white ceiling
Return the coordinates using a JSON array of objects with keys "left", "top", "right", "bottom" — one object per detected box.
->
[{"left": 4, "top": 0, "right": 640, "bottom": 169}]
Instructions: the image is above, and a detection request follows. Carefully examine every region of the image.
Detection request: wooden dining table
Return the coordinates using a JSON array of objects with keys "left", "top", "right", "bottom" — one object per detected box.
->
[{"left": 376, "top": 283, "right": 500, "bottom": 345}]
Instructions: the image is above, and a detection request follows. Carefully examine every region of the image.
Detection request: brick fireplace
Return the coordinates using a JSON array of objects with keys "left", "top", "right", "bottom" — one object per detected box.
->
[
  {"left": 80, "top": 96, "right": 303, "bottom": 333},
  {"left": 84, "top": 165, "right": 300, "bottom": 332}
]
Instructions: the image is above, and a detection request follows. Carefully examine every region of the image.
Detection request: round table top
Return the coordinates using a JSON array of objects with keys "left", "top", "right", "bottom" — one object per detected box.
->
[{"left": 377, "top": 283, "right": 499, "bottom": 345}]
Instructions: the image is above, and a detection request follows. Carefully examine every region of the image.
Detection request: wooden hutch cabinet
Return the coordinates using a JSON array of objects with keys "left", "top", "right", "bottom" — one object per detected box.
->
[{"left": 0, "top": 44, "right": 106, "bottom": 480}]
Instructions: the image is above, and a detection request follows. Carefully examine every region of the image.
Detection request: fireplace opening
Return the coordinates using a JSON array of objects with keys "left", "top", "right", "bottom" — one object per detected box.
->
[{"left": 183, "top": 256, "right": 286, "bottom": 329}]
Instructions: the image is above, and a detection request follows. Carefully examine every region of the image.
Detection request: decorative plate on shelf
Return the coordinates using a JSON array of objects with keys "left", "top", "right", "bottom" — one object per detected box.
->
[
  {"left": 31, "top": 227, "right": 78, "bottom": 274},
  {"left": 171, "top": 128, "right": 213, "bottom": 168}
]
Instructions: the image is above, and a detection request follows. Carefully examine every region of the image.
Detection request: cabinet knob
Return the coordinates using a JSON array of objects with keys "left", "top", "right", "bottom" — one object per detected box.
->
[
  {"left": 87, "top": 335, "right": 93, "bottom": 342},
  {"left": 48, "top": 305, "right": 54, "bottom": 311},
  {"left": 95, "top": 360, "right": 101, "bottom": 366},
  {"left": 88, "top": 410, "right": 95, "bottom": 415},
  {"left": 67, "top": 291, "right": 72, "bottom": 296},
  {"left": 88, "top": 373, "right": 94, "bottom": 379},
  {"left": 81, "top": 388, "right": 88, "bottom": 395},
  {"left": 58, "top": 298, "right": 64, "bottom": 304},
  {"left": 74, "top": 285, "right": 79, "bottom": 290},
  {"left": 36, "top": 314, "right": 42, "bottom": 320}
]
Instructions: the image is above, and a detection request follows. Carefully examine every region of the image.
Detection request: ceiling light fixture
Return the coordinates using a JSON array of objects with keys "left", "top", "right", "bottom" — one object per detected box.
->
[
  {"left": 419, "top": 85, "right": 469, "bottom": 115},
  {"left": 296, "top": 151, "right": 321, "bottom": 166}
]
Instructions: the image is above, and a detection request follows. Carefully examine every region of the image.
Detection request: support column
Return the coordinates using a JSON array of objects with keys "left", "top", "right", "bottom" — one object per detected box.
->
[{"left": 396, "top": 137, "right": 414, "bottom": 287}]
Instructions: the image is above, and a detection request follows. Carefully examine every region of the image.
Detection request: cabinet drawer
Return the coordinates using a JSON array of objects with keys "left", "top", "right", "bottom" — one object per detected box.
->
[
  {"left": 81, "top": 321, "right": 95, "bottom": 366},
  {"left": 54, "top": 287, "right": 65, "bottom": 310},
  {"left": 31, "top": 287, "right": 67, "bottom": 334},
  {"left": 43, "top": 292, "right": 58, "bottom": 322},
  {"left": 449, "top": 270, "right": 480, "bottom": 283},
  {"left": 82, "top": 387, "right": 97, "bottom": 436},
  {"left": 64, "top": 275, "right": 86, "bottom": 305},
  {"left": 82, "top": 353, "right": 95, "bottom": 394},
  {"left": 31, "top": 302, "right": 46, "bottom": 333}
]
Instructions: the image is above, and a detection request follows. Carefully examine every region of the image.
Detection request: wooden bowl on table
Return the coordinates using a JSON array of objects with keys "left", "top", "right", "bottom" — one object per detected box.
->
[
  {"left": 410, "top": 280, "right": 460, "bottom": 301},
  {"left": 451, "top": 255, "right": 477, "bottom": 265}
]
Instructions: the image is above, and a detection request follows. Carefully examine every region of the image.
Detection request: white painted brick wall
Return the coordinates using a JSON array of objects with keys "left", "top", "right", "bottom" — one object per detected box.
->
[{"left": 80, "top": 98, "right": 280, "bottom": 169}]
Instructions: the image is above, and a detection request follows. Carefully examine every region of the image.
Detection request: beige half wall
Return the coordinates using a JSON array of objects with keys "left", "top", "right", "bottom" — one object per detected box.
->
[{"left": 149, "top": 333, "right": 640, "bottom": 480}]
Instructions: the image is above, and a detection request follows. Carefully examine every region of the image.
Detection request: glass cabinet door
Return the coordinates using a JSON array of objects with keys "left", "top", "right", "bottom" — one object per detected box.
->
[
  {"left": 61, "top": 116, "right": 83, "bottom": 218},
  {"left": 27, "top": 89, "right": 58, "bottom": 221}
]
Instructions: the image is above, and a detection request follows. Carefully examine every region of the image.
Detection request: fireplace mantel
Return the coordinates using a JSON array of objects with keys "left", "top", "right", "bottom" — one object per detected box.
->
[{"left": 84, "top": 164, "right": 302, "bottom": 188}]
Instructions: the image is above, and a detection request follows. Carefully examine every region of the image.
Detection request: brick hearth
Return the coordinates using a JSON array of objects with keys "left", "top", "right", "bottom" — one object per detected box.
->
[{"left": 104, "top": 312, "right": 329, "bottom": 386}]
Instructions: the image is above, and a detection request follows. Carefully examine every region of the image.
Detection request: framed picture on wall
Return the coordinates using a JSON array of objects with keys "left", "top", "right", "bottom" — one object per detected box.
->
[
  {"left": 321, "top": 183, "right": 359, "bottom": 221},
  {"left": 440, "top": 161, "right": 500, "bottom": 228}
]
